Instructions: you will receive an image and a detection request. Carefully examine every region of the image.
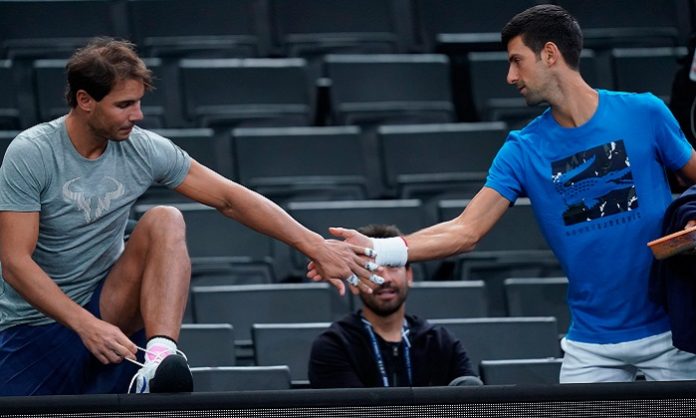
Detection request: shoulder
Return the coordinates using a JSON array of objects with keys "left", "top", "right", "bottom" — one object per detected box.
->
[
  {"left": 600, "top": 89, "right": 666, "bottom": 112},
  {"left": 5, "top": 118, "right": 64, "bottom": 159}
]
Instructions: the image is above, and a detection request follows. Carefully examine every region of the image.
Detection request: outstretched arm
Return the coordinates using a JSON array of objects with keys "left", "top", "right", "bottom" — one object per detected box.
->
[
  {"left": 308, "top": 187, "right": 511, "bottom": 282},
  {"left": 0, "top": 211, "right": 137, "bottom": 364},
  {"left": 175, "top": 161, "right": 375, "bottom": 295}
]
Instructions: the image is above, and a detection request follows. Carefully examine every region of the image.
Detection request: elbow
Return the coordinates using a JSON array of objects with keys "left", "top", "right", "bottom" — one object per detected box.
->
[{"left": 454, "top": 223, "right": 482, "bottom": 254}]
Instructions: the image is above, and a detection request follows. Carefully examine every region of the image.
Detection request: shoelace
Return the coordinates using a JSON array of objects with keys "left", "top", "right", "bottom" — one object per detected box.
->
[{"left": 126, "top": 346, "right": 188, "bottom": 393}]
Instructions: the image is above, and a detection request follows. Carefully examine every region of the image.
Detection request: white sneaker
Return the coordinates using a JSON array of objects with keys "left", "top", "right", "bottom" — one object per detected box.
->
[{"left": 129, "top": 352, "right": 193, "bottom": 393}]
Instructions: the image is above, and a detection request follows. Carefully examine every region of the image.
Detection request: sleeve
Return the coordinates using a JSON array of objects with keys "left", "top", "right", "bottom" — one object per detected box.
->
[
  {"left": 442, "top": 328, "right": 478, "bottom": 381},
  {"left": 484, "top": 132, "right": 526, "bottom": 202},
  {"left": 651, "top": 93, "right": 693, "bottom": 171},
  {"left": 143, "top": 131, "right": 192, "bottom": 189},
  {"left": 308, "top": 330, "right": 365, "bottom": 389},
  {"left": 0, "top": 137, "right": 46, "bottom": 211}
]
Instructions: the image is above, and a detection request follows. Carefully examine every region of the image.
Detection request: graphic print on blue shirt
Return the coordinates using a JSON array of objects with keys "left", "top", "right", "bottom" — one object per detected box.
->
[{"left": 552, "top": 140, "right": 637, "bottom": 226}]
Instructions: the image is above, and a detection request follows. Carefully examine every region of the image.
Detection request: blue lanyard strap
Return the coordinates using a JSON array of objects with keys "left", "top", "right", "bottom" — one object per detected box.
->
[{"left": 361, "top": 316, "right": 413, "bottom": 387}]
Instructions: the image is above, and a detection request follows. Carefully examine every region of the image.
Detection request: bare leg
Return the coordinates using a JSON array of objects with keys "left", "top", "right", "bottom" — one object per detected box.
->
[{"left": 99, "top": 206, "right": 191, "bottom": 341}]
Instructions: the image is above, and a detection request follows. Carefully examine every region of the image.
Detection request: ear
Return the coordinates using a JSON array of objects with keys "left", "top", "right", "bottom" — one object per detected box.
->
[
  {"left": 406, "top": 266, "right": 414, "bottom": 287},
  {"left": 75, "top": 90, "right": 95, "bottom": 113},
  {"left": 543, "top": 41, "right": 560, "bottom": 67}
]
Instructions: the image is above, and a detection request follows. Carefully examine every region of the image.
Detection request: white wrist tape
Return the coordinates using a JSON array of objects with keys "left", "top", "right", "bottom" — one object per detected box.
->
[{"left": 371, "top": 236, "right": 408, "bottom": 267}]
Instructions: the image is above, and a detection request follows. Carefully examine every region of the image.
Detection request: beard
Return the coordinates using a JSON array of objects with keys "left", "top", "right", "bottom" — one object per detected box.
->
[{"left": 360, "top": 287, "right": 408, "bottom": 317}]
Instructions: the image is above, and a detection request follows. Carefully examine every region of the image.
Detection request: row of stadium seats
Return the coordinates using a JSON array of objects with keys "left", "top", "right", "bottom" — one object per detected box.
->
[
  {"left": 0, "top": 47, "right": 686, "bottom": 130},
  {"left": 0, "top": 0, "right": 689, "bottom": 61}
]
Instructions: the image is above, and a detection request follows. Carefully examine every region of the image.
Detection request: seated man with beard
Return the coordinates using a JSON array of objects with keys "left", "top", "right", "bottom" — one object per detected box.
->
[{"left": 308, "top": 224, "right": 478, "bottom": 388}]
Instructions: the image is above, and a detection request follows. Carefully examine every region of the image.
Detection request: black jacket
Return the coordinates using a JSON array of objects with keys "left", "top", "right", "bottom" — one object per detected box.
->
[
  {"left": 650, "top": 185, "right": 696, "bottom": 353},
  {"left": 308, "top": 311, "right": 476, "bottom": 388}
]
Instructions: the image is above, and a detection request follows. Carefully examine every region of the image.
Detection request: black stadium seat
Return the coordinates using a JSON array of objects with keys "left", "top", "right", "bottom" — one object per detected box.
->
[
  {"left": 324, "top": 54, "right": 455, "bottom": 126},
  {"left": 268, "top": 0, "right": 412, "bottom": 57},
  {"left": 378, "top": 122, "right": 507, "bottom": 200},
  {"left": 232, "top": 126, "right": 369, "bottom": 203},
  {"left": 191, "top": 366, "right": 291, "bottom": 391},
  {"left": 126, "top": 0, "right": 263, "bottom": 58},
  {"left": 178, "top": 323, "right": 236, "bottom": 367},
  {"left": 0, "top": 61, "right": 20, "bottom": 130},
  {"left": 611, "top": 47, "right": 687, "bottom": 101},
  {"left": 179, "top": 58, "right": 313, "bottom": 129}
]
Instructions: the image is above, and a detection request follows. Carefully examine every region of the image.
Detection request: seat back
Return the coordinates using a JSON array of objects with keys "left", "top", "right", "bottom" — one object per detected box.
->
[
  {"left": 611, "top": 47, "right": 686, "bottom": 100},
  {"left": 0, "top": 61, "right": 20, "bottom": 130},
  {"left": 179, "top": 58, "right": 313, "bottom": 128},
  {"left": 126, "top": 0, "right": 262, "bottom": 58},
  {"left": 480, "top": 358, "right": 562, "bottom": 385},
  {"left": 325, "top": 54, "right": 454, "bottom": 126},
  {"left": 191, "top": 283, "right": 334, "bottom": 344},
  {"left": 232, "top": 126, "right": 368, "bottom": 202},
  {"left": 179, "top": 323, "right": 236, "bottom": 367},
  {"left": 191, "top": 366, "right": 291, "bottom": 391},
  {"left": 252, "top": 322, "right": 331, "bottom": 385},
  {"left": 505, "top": 277, "right": 570, "bottom": 336},
  {"left": 431, "top": 317, "right": 560, "bottom": 373},
  {"left": 269, "top": 0, "right": 410, "bottom": 56},
  {"left": 378, "top": 122, "right": 506, "bottom": 198}
]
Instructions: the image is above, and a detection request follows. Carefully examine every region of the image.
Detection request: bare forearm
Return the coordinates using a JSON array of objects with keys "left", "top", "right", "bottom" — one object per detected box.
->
[
  {"left": 1, "top": 257, "right": 93, "bottom": 331},
  {"left": 216, "top": 182, "right": 324, "bottom": 258},
  {"left": 405, "top": 219, "right": 479, "bottom": 262}
]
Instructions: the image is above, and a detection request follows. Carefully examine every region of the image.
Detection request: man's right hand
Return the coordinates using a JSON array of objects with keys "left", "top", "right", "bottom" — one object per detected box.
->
[{"left": 75, "top": 315, "right": 137, "bottom": 365}]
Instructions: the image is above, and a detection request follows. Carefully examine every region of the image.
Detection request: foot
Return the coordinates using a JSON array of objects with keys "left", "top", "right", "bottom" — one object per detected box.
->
[{"left": 130, "top": 354, "right": 193, "bottom": 393}]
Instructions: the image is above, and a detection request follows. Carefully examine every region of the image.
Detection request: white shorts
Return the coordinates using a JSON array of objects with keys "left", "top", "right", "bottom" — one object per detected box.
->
[{"left": 560, "top": 331, "right": 696, "bottom": 383}]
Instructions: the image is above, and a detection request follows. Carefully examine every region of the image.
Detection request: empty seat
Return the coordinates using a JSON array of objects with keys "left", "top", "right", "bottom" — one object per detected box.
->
[
  {"left": 191, "top": 366, "right": 291, "bottom": 391},
  {"left": 127, "top": 0, "right": 263, "bottom": 58},
  {"left": 480, "top": 358, "right": 562, "bottom": 385},
  {"left": 353, "top": 280, "right": 488, "bottom": 319},
  {"left": 232, "top": 126, "right": 369, "bottom": 203},
  {"left": 555, "top": 0, "right": 690, "bottom": 48},
  {"left": 505, "top": 277, "right": 570, "bottom": 336},
  {"left": 611, "top": 47, "right": 687, "bottom": 101},
  {"left": 413, "top": 0, "right": 545, "bottom": 52},
  {"left": 0, "top": 0, "right": 125, "bottom": 59},
  {"left": 179, "top": 323, "right": 236, "bottom": 367},
  {"left": 268, "top": 0, "right": 410, "bottom": 57},
  {"left": 252, "top": 322, "right": 331, "bottom": 386},
  {"left": 378, "top": 122, "right": 506, "bottom": 200},
  {"left": 431, "top": 317, "right": 560, "bottom": 374},
  {"left": 0, "top": 61, "right": 20, "bottom": 130},
  {"left": 191, "top": 283, "right": 334, "bottom": 346},
  {"left": 0, "top": 131, "right": 19, "bottom": 163},
  {"left": 324, "top": 54, "right": 454, "bottom": 126},
  {"left": 179, "top": 58, "right": 313, "bottom": 129},
  {"left": 133, "top": 203, "right": 276, "bottom": 281},
  {"left": 158, "top": 128, "right": 234, "bottom": 178}
]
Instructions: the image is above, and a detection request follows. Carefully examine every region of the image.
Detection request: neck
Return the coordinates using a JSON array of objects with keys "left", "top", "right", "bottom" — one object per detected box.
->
[
  {"left": 65, "top": 111, "right": 108, "bottom": 159},
  {"left": 547, "top": 71, "right": 599, "bottom": 128},
  {"left": 362, "top": 306, "right": 406, "bottom": 343}
]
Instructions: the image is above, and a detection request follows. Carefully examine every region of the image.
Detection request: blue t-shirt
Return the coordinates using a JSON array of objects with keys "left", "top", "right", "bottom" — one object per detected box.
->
[{"left": 486, "top": 90, "right": 693, "bottom": 344}]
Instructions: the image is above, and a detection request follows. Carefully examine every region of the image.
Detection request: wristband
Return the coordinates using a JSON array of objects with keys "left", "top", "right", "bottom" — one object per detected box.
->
[{"left": 371, "top": 236, "right": 408, "bottom": 267}]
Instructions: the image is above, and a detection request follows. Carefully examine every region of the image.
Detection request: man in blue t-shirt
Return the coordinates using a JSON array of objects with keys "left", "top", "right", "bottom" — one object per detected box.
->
[{"left": 316, "top": 5, "right": 696, "bottom": 382}]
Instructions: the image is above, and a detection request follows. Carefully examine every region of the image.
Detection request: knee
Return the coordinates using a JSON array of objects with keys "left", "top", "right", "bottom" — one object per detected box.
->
[{"left": 138, "top": 205, "right": 187, "bottom": 241}]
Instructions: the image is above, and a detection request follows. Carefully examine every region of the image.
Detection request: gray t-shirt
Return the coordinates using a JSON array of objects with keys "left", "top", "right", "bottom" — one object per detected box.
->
[{"left": 0, "top": 116, "right": 192, "bottom": 329}]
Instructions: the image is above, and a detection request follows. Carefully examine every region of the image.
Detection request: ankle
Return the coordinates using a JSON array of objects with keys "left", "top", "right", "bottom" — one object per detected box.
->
[{"left": 145, "top": 336, "right": 177, "bottom": 364}]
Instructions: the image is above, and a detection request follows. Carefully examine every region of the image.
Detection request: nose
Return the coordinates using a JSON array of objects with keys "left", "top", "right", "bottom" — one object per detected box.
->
[
  {"left": 130, "top": 101, "right": 144, "bottom": 122},
  {"left": 507, "top": 64, "right": 518, "bottom": 85}
]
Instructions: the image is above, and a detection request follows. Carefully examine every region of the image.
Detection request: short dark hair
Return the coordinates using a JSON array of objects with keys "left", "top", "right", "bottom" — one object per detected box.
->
[
  {"left": 65, "top": 37, "right": 153, "bottom": 107},
  {"left": 357, "top": 224, "right": 410, "bottom": 268},
  {"left": 501, "top": 5, "right": 583, "bottom": 70}
]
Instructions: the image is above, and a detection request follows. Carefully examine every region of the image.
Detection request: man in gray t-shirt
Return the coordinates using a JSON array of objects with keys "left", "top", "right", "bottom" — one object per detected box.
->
[{"left": 0, "top": 38, "right": 377, "bottom": 396}]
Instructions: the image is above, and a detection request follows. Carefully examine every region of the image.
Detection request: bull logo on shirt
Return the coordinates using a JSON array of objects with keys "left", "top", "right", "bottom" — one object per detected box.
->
[
  {"left": 552, "top": 141, "right": 638, "bottom": 226},
  {"left": 62, "top": 176, "right": 125, "bottom": 223}
]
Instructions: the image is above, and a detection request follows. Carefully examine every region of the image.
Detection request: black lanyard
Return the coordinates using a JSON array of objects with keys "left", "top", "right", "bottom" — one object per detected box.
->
[{"left": 361, "top": 315, "right": 413, "bottom": 387}]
